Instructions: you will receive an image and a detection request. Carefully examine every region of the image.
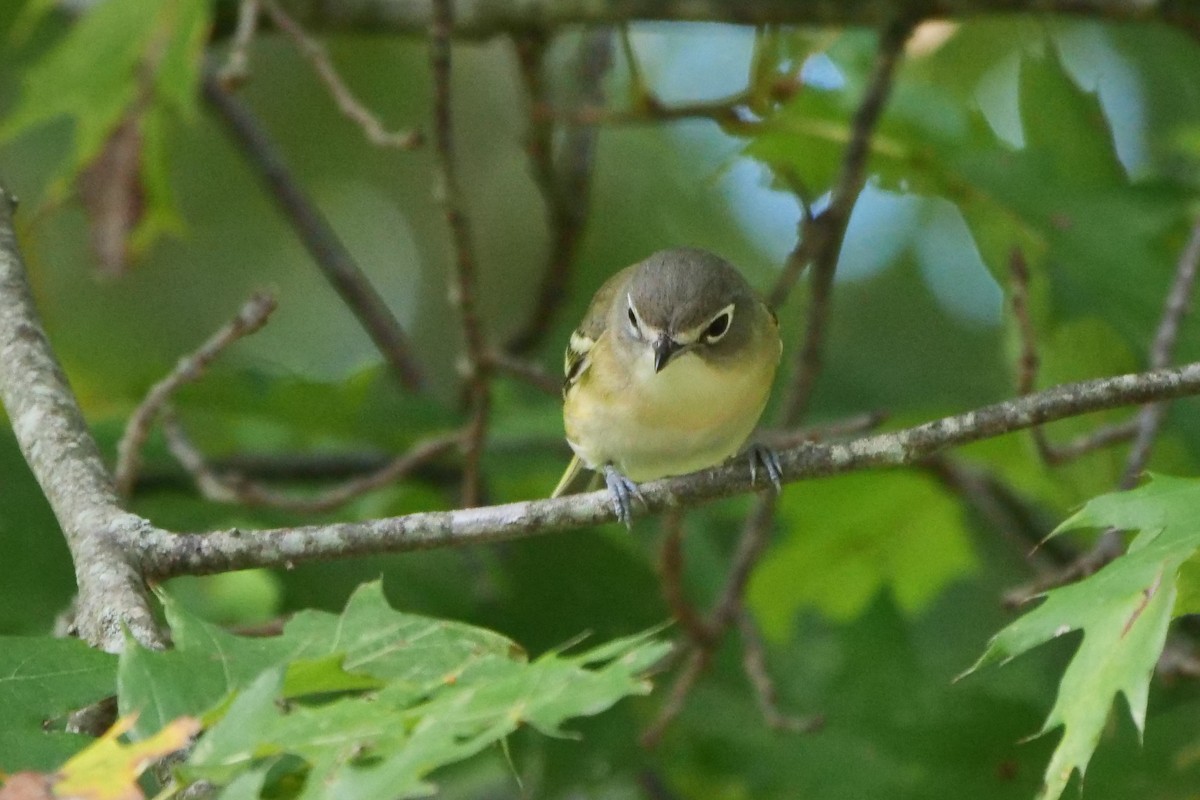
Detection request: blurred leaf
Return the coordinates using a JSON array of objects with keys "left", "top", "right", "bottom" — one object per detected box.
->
[
  {"left": 965, "top": 474, "right": 1200, "bottom": 800},
  {"left": 53, "top": 715, "right": 199, "bottom": 800},
  {"left": 0, "top": 0, "right": 209, "bottom": 261},
  {"left": 0, "top": 637, "right": 117, "bottom": 772},
  {"left": 749, "top": 471, "right": 976, "bottom": 637}
]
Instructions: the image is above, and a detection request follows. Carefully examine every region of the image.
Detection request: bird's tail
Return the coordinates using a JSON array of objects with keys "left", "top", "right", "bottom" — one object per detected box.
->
[{"left": 551, "top": 454, "right": 598, "bottom": 497}]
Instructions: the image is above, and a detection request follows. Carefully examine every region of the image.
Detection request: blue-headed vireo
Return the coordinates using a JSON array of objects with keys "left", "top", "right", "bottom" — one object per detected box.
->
[{"left": 552, "top": 248, "right": 783, "bottom": 524}]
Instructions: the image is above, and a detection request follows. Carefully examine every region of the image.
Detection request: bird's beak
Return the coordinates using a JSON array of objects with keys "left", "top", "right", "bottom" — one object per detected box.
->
[{"left": 653, "top": 335, "right": 682, "bottom": 373}]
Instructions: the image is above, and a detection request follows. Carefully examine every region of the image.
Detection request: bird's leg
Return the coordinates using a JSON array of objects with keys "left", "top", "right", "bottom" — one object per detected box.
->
[
  {"left": 603, "top": 464, "right": 644, "bottom": 529},
  {"left": 746, "top": 443, "right": 783, "bottom": 493}
]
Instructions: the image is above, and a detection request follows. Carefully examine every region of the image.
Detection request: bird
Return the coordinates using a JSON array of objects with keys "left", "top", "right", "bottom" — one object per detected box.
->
[{"left": 552, "top": 247, "right": 783, "bottom": 526}]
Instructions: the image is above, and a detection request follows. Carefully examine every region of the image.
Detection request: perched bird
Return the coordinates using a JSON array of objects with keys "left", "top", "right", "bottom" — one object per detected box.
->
[{"left": 552, "top": 247, "right": 783, "bottom": 525}]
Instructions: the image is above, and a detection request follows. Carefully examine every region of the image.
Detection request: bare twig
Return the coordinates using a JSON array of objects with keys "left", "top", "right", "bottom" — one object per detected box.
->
[
  {"left": 430, "top": 0, "right": 492, "bottom": 507},
  {"left": 506, "top": 30, "right": 610, "bottom": 354},
  {"left": 1122, "top": 218, "right": 1200, "bottom": 486},
  {"left": 775, "top": 17, "right": 915, "bottom": 425},
  {"left": 162, "top": 412, "right": 463, "bottom": 513},
  {"left": 261, "top": 0, "right": 422, "bottom": 149},
  {"left": 485, "top": 350, "right": 561, "bottom": 395},
  {"left": 658, "top": 509, "right": 715, "bottom": 645},
  {"left": 767, "top": 17, "right": 914, "bottom": 314},
  {"left": 1007, "top": 218, "right": 1200, "bottom": 604},
  {"left": 277, "top": 0, "right": 1200, "bottom": 41},
  {"left": 759, "top": 409, "right": 889, "bottom": 450},
  {"left": 217, "top": 0, "right": 261, "bottom": 88},
  {"left": 736, "top": 609, "right": 823, "bottom": 733},
  {"left": 114, "top": 292, "right": 278, "bottom": 497},
  {"left": 640, "top": 648, "right": 710, "bottom": 748},
  {"left": 201, "top": 71, "right": 426, "bottom": 391},
  {"left": 0, "top": 186, "right": 164, "bottom": 651}
]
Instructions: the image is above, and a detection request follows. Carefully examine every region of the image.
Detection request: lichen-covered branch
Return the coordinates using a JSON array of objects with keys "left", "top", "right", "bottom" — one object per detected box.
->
[
  {"left": 0, "top": 187, "right": 163, "bottom": 651},
  {"left": 135, "top": 360, "right": 1200, "bottom": 579}
]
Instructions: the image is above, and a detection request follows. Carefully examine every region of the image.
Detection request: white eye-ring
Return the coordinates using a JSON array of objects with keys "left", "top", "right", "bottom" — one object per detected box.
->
[
  {"left": 702, "top": 304, "right": 735, "bottom": 343},
  {"left": 626, "top": 294, "right": 643, "bottom": 337}
]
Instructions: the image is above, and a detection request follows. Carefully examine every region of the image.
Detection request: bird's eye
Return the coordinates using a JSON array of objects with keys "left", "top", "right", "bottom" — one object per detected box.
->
[
  {"left": 627, "top": 306, "right": 639, "bottom": 332},
  {"left": 704, "top": 311, "right": 731, "bottom": 342}
]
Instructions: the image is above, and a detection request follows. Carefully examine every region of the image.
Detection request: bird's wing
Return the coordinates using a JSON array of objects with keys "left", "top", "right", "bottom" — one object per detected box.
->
[{"left": 562, "top": 265, "right": 634, "bottom": 394}]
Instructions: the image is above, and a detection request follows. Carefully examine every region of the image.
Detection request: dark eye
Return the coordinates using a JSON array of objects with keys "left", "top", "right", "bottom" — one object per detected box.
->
[
  {"left": 704, "top": 312, "right": 730, "bottom": 341},
  {"left": 628, "top": 307, "right": 637, "bottom": 328}
]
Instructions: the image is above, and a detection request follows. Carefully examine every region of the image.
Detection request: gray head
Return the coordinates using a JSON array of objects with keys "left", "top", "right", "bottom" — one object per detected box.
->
[{"left": 613, "top": 248, "right": 759, "bottom": 372}]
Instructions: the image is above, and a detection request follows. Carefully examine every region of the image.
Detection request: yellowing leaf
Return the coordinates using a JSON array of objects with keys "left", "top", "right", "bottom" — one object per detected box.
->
[{"left": 53, "top": 716, "right": 199, "bottom": 800}]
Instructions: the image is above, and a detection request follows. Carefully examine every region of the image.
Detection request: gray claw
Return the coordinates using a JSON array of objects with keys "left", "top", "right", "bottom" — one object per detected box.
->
[
  {"left": 748, "top": 444, "right": 783, "bottom": 493},
  {"left": 603, "top": 465, "right": 643, "bottom": 528}
]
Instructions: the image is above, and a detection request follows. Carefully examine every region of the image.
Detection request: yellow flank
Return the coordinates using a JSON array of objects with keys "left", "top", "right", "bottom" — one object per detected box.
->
[{"left": 563, "top": 319, "right": 778, "bottom": 483}]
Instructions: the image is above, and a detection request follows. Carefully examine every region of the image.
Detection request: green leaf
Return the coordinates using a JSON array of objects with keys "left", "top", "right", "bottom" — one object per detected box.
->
[
  {"left": 748, "top": 471, "right": 977, "bottom": 637},
  {"left": 963, "top": 474, "right": 1200, "bottom": 800},
  {"left": 119, "top": 581, "right": 668, "bottom": 797},
  {"left": 0, "top": 637, "right": 117, "bottom": 772},
  {"left": 0, "top": 0, "right": 210, "bottom": 253}
]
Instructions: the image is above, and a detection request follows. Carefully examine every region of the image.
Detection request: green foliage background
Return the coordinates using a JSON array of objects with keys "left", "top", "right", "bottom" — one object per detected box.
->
[{"left": 4, "top": 2, "right": 1200, "bottom": 798}]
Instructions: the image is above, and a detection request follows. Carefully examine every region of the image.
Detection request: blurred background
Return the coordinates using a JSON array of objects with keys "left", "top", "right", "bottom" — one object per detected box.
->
[{"left": 3, "top": 3, "right": 1200, "bottom": 797}]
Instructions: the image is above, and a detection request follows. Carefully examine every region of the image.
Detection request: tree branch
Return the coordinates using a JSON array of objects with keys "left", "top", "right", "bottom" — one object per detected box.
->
[
  {"left": 201, "top": 70, "right": 427, "bottom": 391},
  {"left": 135, "top": 360, "right": 1200, "bottom": 579},
  {"left": 279, "top": 0, "right": 1200, "bottom": 40},
  {"left": 114, "top": 291, "right": 277, "bottom": 497},
  {"left": 430, "top": 0, "right": 492, "bottom": 507},
  {"left": 0, "top": 187, "right": 164, "bottom": 651}
]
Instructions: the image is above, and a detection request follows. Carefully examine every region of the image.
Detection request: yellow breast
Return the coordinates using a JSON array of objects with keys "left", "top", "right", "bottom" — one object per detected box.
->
[{"left": 564, "top": 334, "right": 777, "bottom": 482}]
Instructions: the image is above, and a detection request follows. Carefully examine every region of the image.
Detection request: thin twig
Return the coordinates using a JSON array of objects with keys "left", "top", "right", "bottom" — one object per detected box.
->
[
  {"left": 1006, "top": 247, "right": 1133, "bottom": 466},
  {"left": 1007, "top": 217, "right": 1200, "bottom": 604},
  {"left": 278, "top": 1, "right": 1200, "bottom": 41},
  {"left": 759, "top": 409, "right": 888, "bottom": 450},
  {"left": 217, "top": 0, "right": 260, "bottom": 88},
  {"left": 506, "top": 30, "right": 610, "bottom": 354},
  {"left": 162, "top": 412, "right": 463, "bottom": 514},
  {"left": 114, "top": 292, "right": 277, "bottom": 497},
  {"left": 1122, "top": 217, "right": 1200, "bottom": 486},
  {"left": 260, "top": 0, "right": 421, "bottom": 149},
  {"left": 201, "top": 71, "right": 426, "bottom": 391},
  {"left": 430, "top": 0, "right": 492, "bottom": 507},
  {"left": 767, "top": 16, "right": 915, "bottom": 313},
  {"left": 736, "top": 609, "right": 823, "bottom": 733},
  {"left": 776, "top": 17, "right": 915, "bottom": 424},
  {"left": 486, "top": 350, "right": 561, "bottom": 396},
  {"left": 640, "top": 648, "right": 711, "bottom": 748},
  {"left": 658, "top": 509, "right": 715, "bottom": 645}
]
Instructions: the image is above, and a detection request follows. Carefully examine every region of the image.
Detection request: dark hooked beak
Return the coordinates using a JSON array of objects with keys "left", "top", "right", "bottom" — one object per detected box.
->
[{"left": 653, "top": 335, "right": 682, "bottom": 373}]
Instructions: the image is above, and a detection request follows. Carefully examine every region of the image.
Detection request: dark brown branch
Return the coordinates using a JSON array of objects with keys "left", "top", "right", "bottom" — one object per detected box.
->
[
  {"left": 201, "top": 70, "right": 426, "bottom": 391},
  {"left": 506, "top": 30, "right": 609, "bottom": 354},
  {"left": 279, "top": 0, "right": 1200, "bottom": 41},
  {"left": 114, "top": 292, "right": 277, "bottom": 497},
  {"left": 1122, "top": 217, "right": 1200, "bottom": 486},
  {"left": 736, "top": 609, "right": 823, "bottom": 733},
  {"left": 767, "top": 16, "right": 914, "bottom": 314},
  {"left": 775, "top": 17, "right": 915, "bottom": 424},
  {"left": 135, "top": 360, "right": 1200, "bottom": 577},
  {"left": 430, "top": 0, "right": 492, "bottom": 507},
  {"left": 261, "top": 0, "right": 422, "bottom": 149},
  {"left": 658, "top": 509, "right": 715, "bottom": 646},
  {"left": 640, "top": 648, "right": 710, "bottom": 748},
  {"left": 0, "top": 187, "right": 164, "bottom": 651},
  {"left": 162, "top": 412, "right": 463, "bottom": 513}
]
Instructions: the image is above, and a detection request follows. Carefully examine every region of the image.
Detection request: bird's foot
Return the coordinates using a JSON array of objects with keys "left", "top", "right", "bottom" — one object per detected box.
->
[
  {"left": 603, "top": 465, "right": 645, "bottom": 529},
  {"left": 747, "top": 443, "right": 783, "bottom": 493}
]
